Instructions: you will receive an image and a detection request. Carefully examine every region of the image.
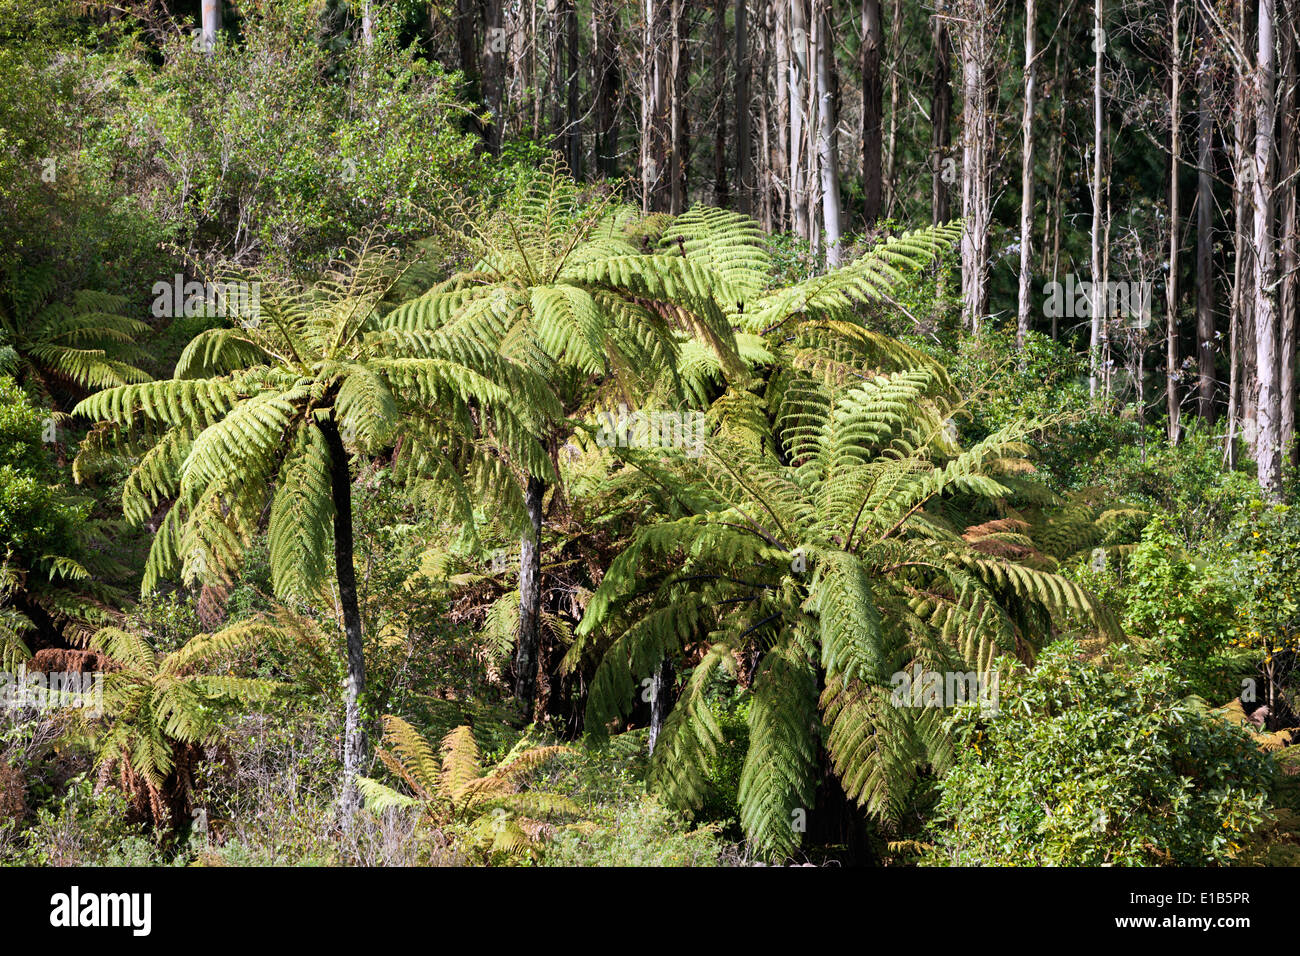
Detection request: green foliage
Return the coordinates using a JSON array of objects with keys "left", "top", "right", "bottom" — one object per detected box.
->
[
  {"left": 541, "top": 795, "right": 725, "bottom": 867},
  {"left": 1121, "top": 517, "right": 1243, "bottom": 701},
  {"left": 0, "top": 265, "right": 149, "bottom": 396},
  {"left": 0, "top": 772, "right": 172, "bottom": 867},
  {"left": 572, "top": 220, "right": 1116, "bottom": 859},
  {"left": 357, "top": 716, "right": 581, "bottom": 862},
  {"left": 916, "top": 325, "right": 1135, "bottom": 491},
  {"left": 1219, "top": 502, "right": 1300, "bottom": 716},
  {"left": 928, "top": 642, "right": 1273, "bottom": 866},
  {"left": 1078, "top": 422, "right": 1258, "bottom": 546},
  {"left": 73, "top": 242, "right": 546, "bottom": 597},
  {"left": 0, "top": 376, "right": 122, "bottom": 658},
  {"left": 86, "top": 618, "right": 281, "bottom": 827},
  {"left": 88, "top": 2, "right": 484, "bottom": 276}
]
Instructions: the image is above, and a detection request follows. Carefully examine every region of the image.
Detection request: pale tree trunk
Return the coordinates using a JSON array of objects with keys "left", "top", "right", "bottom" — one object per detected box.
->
[
  {"left": 1016, "top": 0, "right": 1037, "bottom": 348},
  {"left": 1041, "top": 46, "right": 1061, "bottom": 271},
  {"left": 1254, "top": 0, "right": 1281, "bottom": 499},
  {"left": 1196, "top": 7, "right": 1216, "bottom": 420},
  {"left": 1280, "top": 0, "right": 1297, "bottom": 462},
  {"left": 861, "top": 0, "right": 883, "bottom": 227},
  {"left": 361, "top": 0, "right": 373, "bottom": 46},
  {"left": 643, "top": 0, "right": 672, "bottom": 211},
  {"left": 789, "top": 0, "right": 811, "bottom": 239},
  {"left": 815, "top": 0, "right": 843, "bottom": 264},
  {"left": 1227, "top": 55, "right": 1245, "bottom": 459},
  {"left": 201, "top": 0, "right": 221, "bottom": 51},
  {"left": 735, "top": 0, "right": 755, "bottom": 214},
  {"left": 805, "top": 11, "right": 820, "bottom": 255},
  {"left": 1089, "top": 0, "right": 1104, "bottom": 397},
  {"left": 931, "top": 2, "right": 952, "bottom": 225},
  {"left": 1166, "top": 0, "right": 1182, "bottom": 443},
  {"left": 956, "top": 0, "right": 999, "bottom": 330},
  {"left": 776, "top": 0, "right": 792, "bottom": 229},
  {"left": 1228, "top": 0, "right": 1254, "bottom": 466}
]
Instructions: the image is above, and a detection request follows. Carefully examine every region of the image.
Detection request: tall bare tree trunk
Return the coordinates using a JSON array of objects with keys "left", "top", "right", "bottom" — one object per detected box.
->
[
  {"left": 1089, "top": 0, "right": 1105, "bottom": 397},
  {"left": 1167, "top": 0, "right": 1182, "bottom": 443},
  {"left": 774, "top": 0, "right": 791, "bottom": 228},
  {"left": 815, "top": 0, "right": 843, "bottom": 264},
  {"left": 789, "top": 0, "right": 811, "bottom": 239},
  {"left": 201, "top": 0, "right": 221, "bottom": 51},
  {"left": 593, "top": 0, "right": 622, "bottom": 177},
  {"left": 1196, "top": 8, "right": 1216, "bottom": 420},
  {"left": 861, "top": 0, "right": 883, "bottom": 227},
  {"left": 1254, "top": 0, "right": 1281, "bottom": 498},
  {"left": 1016, "top": 0, "right": 1037, "bottom": 348},
  {"left": 736, "top": 0, "right": 755, "bottom": 213},
  {"left": 643, "top": 0, "right": 672, "bottom": 211},
  {"left": 1280, "top": 0, "right": 1298, "bottom": 462},
  {"left": 931, "top": 2, "right": 952, "bottom": 225},
  {"left": 956, "top": 0, "right": 999, "bottom": 330}
]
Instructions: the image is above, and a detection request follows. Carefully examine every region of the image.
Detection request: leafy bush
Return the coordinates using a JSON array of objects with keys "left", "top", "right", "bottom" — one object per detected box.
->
[
  {"left": 541, "top": 795, "right": 725, "bottom": 867},
  {"left": 1121, "top": 516, "right": 1244, "bottom": 700},
  {"left": 1219, "top": 502, "right": 1300, "bottom": 721},
  {"left": 928, "top": 642, "right": 1272, "bottom": 866},
  {"left": 1077, "top": 423, "right": 1258, "bottom": 547},
  {"left": 914, "top": 325, "right": 1137, "bottom": 491}
]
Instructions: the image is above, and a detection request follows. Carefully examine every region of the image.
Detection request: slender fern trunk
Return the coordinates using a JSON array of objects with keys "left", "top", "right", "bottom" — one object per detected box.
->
[
  {"left": 648, "top": 659, "right": 676, "bottom": 754},
  {"left": 515, "top": 475, "right": 546, "bottom": 720},
  {"left": 321, "top": 418, "right": 366, "bottom": 828}
]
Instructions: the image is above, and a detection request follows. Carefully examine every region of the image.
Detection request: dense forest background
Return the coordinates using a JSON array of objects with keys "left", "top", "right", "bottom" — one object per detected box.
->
[{"left": 2, "top": 0, "right": 1300, "bottom": 867}]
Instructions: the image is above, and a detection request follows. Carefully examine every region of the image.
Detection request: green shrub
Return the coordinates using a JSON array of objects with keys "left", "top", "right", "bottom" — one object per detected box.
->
[
  {"left": 928, "top": 642, "right": 1272, "bottom": 866},
  {"left": 1121, "top": 516, "right": 1245, "bottom": 701}
]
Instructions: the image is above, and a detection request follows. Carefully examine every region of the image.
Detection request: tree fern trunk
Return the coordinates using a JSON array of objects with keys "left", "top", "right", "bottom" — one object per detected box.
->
[
  {"left": 648, "top": 659, "right": 676, "bottom": 754},
  {"left": 515, "top": 475, "right": 546, "bottom": 720},
  {"left": 321, "top": 419, "right": 366, "bottom": 828}
]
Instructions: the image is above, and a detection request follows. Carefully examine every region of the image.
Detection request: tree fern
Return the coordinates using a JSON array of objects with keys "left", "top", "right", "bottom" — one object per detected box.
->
[
  {"left": 1, "top": 264, "right": 150, "bottom": 399},
  {"left": 574, "top": 366, "right": 1118, "bottom": 861},
  {"left": 357, "top": 716, "right": 581, "bottom": 861},
  {"left": 73, "top": 239, "right": 548, "bottom": 823}
]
